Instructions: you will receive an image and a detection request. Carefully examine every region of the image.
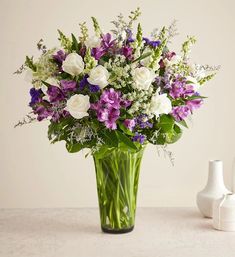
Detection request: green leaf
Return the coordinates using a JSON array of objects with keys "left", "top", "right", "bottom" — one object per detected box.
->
[
  {"left": 117, "top": 121, "right": 134, "bottom": 136},
  {"left": 132, "top": 52, "right": 152, "bottom": 63},
  {"left": 66, "top": 142, "right": 83, "bottom": 153},
  {"left": 101, "top": 130, "right": 118, "bottom": 147},
  {"left": 71, "top": 33, "right": 79, "bottom": 52},
  {"left": 115, "top": 131, "right": 138, "bottom": 150},
  {"left": 177, "top": 119, "right": 188, "bottom": 128},
  {"left": 157, "top": 114, "right": 174, "bottom": 133},
  {"left": 165, "top": 124, "right": 182, "bottom": 144}
]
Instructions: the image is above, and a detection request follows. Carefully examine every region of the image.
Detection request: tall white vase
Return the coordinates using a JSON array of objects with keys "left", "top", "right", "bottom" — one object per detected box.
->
[{"left": 196, "top": 160, "right": 230, "bottom": 218}]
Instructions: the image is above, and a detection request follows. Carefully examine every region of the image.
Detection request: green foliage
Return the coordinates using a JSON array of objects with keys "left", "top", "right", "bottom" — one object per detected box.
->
[
  {"left": 149, "top": 38, "right": 167, "bottom": 69},
  {"left": 84, "top": 48, "right": 97, "bottom": 72},
  {"left": 198, "top": 73, "right": 216, "bottom": 85},
  {"left": 115, "top": 130, "right": 138, "bottom": 150},
  {"left": 133, "top": 52, "right": 152, "bottom": 63},
  {"left": 181, "top": 36, "right": 196, "bottom": 59},
  {"left": 57, "top": 30, "right": 72, "bottom": 51},
  {"left": 91, "top": 17, "right": 102, "bottom": 36},
  {"left": 136, "top": 23, "right": 143, "bottom": 47},
  {"left": 25, "top": 56, "right": 36, "bottom": 72},
  {"left": 71, "top": 33, "right": 80, "bottom": 52},
  {"left": 128, "top": 7, "right": 141, "bottom": 28},
  {"left": 79, "top": 22, "right": 88, "bottom": 43}
]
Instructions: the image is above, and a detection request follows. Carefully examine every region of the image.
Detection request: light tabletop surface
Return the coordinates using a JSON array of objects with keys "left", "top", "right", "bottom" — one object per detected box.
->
[{"left": 0, "top": 207, "right": 235, "bottom": 257}]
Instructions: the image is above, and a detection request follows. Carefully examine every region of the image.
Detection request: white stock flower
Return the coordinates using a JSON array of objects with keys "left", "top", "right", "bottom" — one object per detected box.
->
[
  {"left": 132, "top": 67, "right": 156, "bottom": 90},
  {"left": 150, "top": 89, "right": 172, "bottom": 117},
  {"left": 87, "top": 65, "right": 110, "bottom": 89},
  {"left": 62, "top": 53, "right": 84, "bottom": 76},
  {"left": 66, "top": 94, "right": 90, "bottom": 119},
  {"left": 84, "top": 35, "right": 101, "bottom": 49}
]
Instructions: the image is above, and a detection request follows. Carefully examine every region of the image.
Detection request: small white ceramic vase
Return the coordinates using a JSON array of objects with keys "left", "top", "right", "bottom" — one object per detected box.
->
[
  {"left": 197, "top": 160, "right": 230, "bottom": 218},
  {"left": 213, "top": 193, "right": 235, "bottom": 231}
]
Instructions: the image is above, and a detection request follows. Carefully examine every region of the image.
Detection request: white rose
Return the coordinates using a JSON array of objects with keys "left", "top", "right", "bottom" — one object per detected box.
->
[
  {"left": 132, "top": 67, "right": 155, "bottom": 90},
  {"left": 87, "top": 65, "right": 110, "bottom": 89},
  {"left": 84, "top": 35, "right": 101, "bottom": 49},
  {"left": 186, "top": 76, "right": 200, "bottom": 92},
  {"left": 66, "top": 94, "right": 90, "bottom": 119},
  {"left": 62, "top": 53, "right": 84, "bottom": 76},
  {"left": 150, "top": 89, "right": 172, "bottom": 117}
]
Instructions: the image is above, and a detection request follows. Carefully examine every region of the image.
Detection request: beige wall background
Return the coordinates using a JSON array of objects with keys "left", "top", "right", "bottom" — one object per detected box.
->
[{"left": 1, "top": 0, "right": 235, "bottom": 208}]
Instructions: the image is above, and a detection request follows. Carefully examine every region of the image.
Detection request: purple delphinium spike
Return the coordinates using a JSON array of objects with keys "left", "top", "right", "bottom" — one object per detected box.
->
[
  {"left": 132, "top": 132, "right": 146, "bottom": 144},
  {"left": 29, "top": 88, "right": 42, "bottom": 106},
  {"left": 143, "top": 37, "right": 161, "bottom": 48}
]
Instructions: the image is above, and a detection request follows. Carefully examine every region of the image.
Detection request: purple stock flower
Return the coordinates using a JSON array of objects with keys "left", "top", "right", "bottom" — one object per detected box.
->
[
  {"left": 101, "top": 33, "right": 116, "bottom": 49},
  {"left": 91, "top": 47, "right": 105, "bottom": 60},
  {"left": 121, "top": 46, "right": 133, "bottom": 59},
  {"left": 34, "top": 105, "right": 52, "bottom": 121},
  {"left": 187, "top": 99, "right": 203, "bottom": 111},
  {"left": 123, "top": 119, "right": 136, "bottom": 131},
  {"left": 47, "top": 86, "right": 64, "bottom": 103},
  {"left": 171, "top": 106, "right": 191, "bottom": 121},
  {"left": 100, "top": 88, "right": 121, "bottom": 109},
  {"left": 143, "top": 37, "right": 161, "bottom": 48},
  {"left": 91, "top": 88, "right": 131, "bottom": 130},
  {"left": 53, "top": 50, "right": 66, "bottom": 64},
  {"left": 60, "top": 80, "right": 77, "bottom": 93},
  {"left": 132, "top": 132, "right": 146, "bottom": 144},
  {"left": 29, "top": 88, "right": 42, "bottom": 106},
  {"left": 169, "top": 77, "right": 195, "bottom": 99}
]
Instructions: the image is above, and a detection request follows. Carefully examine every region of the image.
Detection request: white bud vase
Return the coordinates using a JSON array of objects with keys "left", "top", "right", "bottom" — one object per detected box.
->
[{"left": 196, "top": 160, "right": 230, "bottom": 218}]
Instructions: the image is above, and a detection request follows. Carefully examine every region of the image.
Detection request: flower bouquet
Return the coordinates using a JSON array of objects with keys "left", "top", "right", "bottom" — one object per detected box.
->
[{"left": 15, "top": 8, "right": 218, "bottom": 233}]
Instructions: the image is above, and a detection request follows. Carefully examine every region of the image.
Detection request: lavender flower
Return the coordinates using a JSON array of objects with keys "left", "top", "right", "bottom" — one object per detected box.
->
[
  {"left": 135, "top": 114, "right": 153, "bottom": 129},
  {"left": 187, "top": 99, "right": 203, "bottom": 111}
]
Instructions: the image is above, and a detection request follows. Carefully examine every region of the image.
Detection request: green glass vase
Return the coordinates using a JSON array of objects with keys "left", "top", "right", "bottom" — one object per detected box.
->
[{"left": 93, "top": 146, "right": 145, "bottom": 234}]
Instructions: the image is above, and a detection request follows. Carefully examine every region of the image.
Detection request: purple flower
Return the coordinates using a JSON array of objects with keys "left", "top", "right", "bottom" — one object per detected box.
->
[
  {"left": 169, "top": 78, "right": 186, "bottom": 99},
  {"left": 100, "top": 88, "right": 121, "bottom": 109},
  {"left": 143, "top": 37, "right": 161, "bottom": 48},
  {"left": 91, "top": 47, "right": 105, "bottom": 60},
  {"left": 96, "top": 107, "right": 120, "bottom": 130},
  {"left": 53, "top": 50, "right": 66, "bottom": 64},
  {"left": 124, "top": 119, "right": 136, "bottom": 131},
  {"left": 132, "top": 132, "right": 146, "bottom": 144},
  {"left": 91, "top": 88, "right": 129, "bottom": 130},
  {"left": 60, "top": 80, "right": 77, "bottom": 93},
  {"left": 171, "top": 106, "right": 191, "bottom": 121},
  {"left": 79, "top": 75, "right": 100, "bottom": 92},
  {"left": 187, "top": 99, "right": 203, "bottom": 111},
  {"left": 47, "top": 86, "right": 64, "bottom": 103},
  {"left": 101, "top": 33, "right": 116, "bottom": 50},
  {"left": 121, "top": 46, "right": 133, "bottom": 59},
  {"left": 34, "top": 105, "right": 52, "bottom": 121},
  {"left": 29, "top": 88, "right": 42, "bottom": 106}
]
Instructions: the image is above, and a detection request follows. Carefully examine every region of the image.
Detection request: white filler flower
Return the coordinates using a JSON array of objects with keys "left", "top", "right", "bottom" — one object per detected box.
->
[
  {"left": 132, "top": 67, "right": 155, "bottom": 90},
  {"left": 62, "top": 53, "right": 84, "bottom": 76},
  {"left": 87, "top": 65, "right": 110, "bottom": 89},
  {"left": 150, "top": 89, "right": 172, "bottom": 117},
  {"left": 66, "top": 94, "right": 90, "bottom": 119}
]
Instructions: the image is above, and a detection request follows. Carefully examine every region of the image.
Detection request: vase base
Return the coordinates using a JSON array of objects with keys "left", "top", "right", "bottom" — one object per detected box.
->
[{"left": 101, "top": 226, "right": 134, "bottom": 234}]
